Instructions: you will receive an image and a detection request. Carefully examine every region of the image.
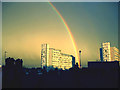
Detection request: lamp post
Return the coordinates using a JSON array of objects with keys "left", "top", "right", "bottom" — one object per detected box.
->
[{"left": 79, "top": 50, "right": 81, "bottom": 68}]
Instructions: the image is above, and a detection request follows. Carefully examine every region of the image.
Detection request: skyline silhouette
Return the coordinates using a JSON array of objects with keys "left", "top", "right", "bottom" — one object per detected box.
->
[{"left": 2, "top": 57, "right": 120, "bottom": 88}]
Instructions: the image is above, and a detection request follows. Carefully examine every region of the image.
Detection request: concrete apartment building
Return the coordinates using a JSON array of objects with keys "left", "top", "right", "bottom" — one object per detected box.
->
[
  {"left": 110, "top": 47, "right": 120, "bottom": 61},
  {"left": 41, "top": 44, "right": 75, "bottom": 70},
  {"left": 100, "top": 42, "right": 120, "bottom": 62}
]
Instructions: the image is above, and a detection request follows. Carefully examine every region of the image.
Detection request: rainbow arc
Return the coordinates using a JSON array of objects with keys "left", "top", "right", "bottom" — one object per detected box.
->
[{"left": 48, "top": 2, "right": 80, "bottom": 67}]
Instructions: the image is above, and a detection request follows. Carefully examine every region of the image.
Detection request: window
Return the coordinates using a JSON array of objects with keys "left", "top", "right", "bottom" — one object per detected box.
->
[{"left": 105, "top": 50, "right": 107, "bottom": 52}]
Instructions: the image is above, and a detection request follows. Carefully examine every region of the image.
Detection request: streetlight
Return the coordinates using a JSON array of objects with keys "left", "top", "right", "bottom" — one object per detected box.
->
[{"left": 79, "top": 50, "right": 82, "bottom": 68}]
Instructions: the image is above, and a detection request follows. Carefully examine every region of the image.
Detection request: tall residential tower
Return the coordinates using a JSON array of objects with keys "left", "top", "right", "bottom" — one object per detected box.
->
[
  {"left": 41, "top": 44, "right": 49, "bottom": 68},
  {"left": 101, "top": 42, "right": 111, "bottom": 61},
  {"left": 100, "top": 42, "right": 120, "bottom": 62}
]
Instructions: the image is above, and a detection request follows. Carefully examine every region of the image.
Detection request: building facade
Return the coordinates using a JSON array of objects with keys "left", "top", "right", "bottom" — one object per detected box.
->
[
  {"left": 49, "top": 48, "right": 61, "bottom": 69},
  {"left": 100, "top": 42, "right": 120, "bottom": 62},
  {"left": 41, "top": 44, "right": 49, "bottom": 68},
  {"left": 41, "top": 44, "right": 75, "bottom": 70},
  {"left": 60, "top": 53, "right": 73, "bottom": 70},
  {"left": 101, "top": 42, "right": 111, "bottom": 61},
  {"left": 110, "top": 47, "right": 120, "bottom": 61}
]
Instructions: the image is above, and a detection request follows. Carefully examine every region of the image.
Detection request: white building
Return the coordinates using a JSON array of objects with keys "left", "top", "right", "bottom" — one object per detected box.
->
[
  {"left": 41, "top": 44, "right": 49, "bottom": 68},
  {"left": 110, "top": 47, "right": 120, "bottom": 61},
  {"left": 100, "top": 42, "right": 120, "bottom": 62},
  {"left": 41, "top": 44, "right": 75, "bottom": 70},
  {"left": 101, "top": 42, "right": 111, "bottom": 61},
  {"left": 49, "top": 48, "right": 61, "bottom": 69},
  {"left": 60, "top": 53, "right": 73, "bottom": 70}
]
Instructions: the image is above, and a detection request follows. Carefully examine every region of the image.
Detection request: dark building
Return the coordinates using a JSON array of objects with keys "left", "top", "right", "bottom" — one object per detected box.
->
[
  {"left": 100, "top": 48, "right": 103, "bottom": 62},
  {"left": 5, "top": 57, "right": 23, "bottom": 68},
  {"left": 3, "top": 57, "right": 23, "bottom": 88},
  {"left": 88, "top": 61, "right": 119, "bottom": 70},
  {"left": 15, "top": 59, "right": 23, "bottom": 68},
  {"left": 71, "top": 55, "right": 75, "bottom": 68},
  {"left": 87, "top": 61, "right": 119, "bottom": 88},
  {"left": 5, "top": 57, "right": 15, "bottom": 67}
]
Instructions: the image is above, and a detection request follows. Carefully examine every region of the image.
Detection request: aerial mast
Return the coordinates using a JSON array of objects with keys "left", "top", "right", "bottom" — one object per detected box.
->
[{"left": 5, "top": 51, "right": 8, "bottom": 59}]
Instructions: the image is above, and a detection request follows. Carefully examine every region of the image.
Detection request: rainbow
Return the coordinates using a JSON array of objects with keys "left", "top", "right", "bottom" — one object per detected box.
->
[{"left": 48, "top": 2, "right": 80, "bottom": 67}]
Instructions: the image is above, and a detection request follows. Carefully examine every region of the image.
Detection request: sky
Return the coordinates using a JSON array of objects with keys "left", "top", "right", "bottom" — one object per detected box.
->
[
  {"left": 1, "top": 0, "right": 120, "bottom": 2},
  {"left": 2, "top": 2, "right": 118, "bottom": 68}
]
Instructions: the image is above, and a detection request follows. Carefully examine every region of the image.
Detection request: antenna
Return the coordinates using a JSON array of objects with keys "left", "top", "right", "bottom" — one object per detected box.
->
[{"left": 5, "top": 51, "right": 8, "bottom": 59}]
